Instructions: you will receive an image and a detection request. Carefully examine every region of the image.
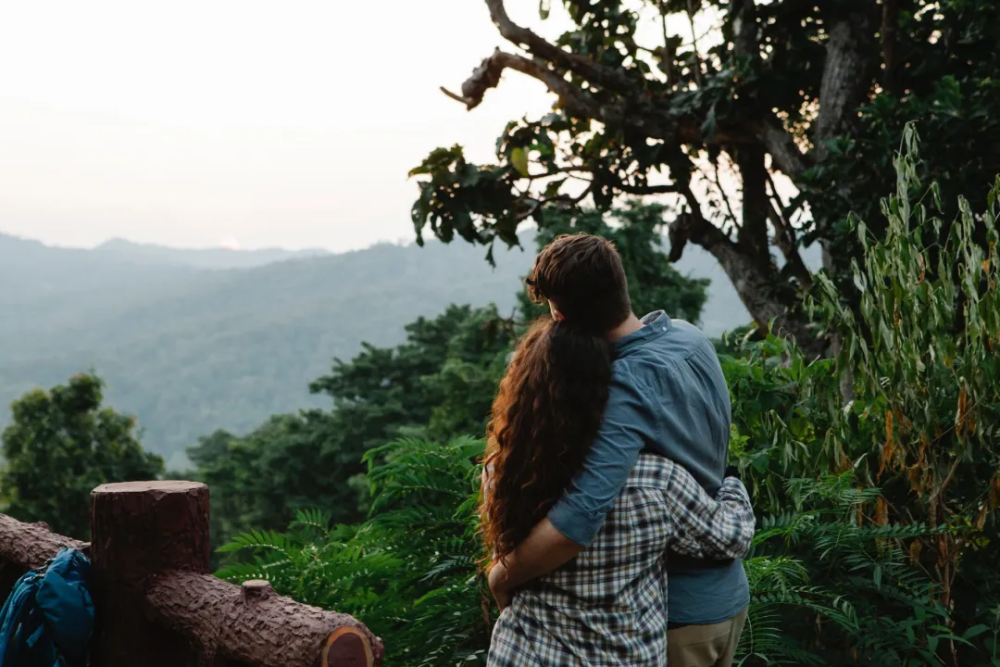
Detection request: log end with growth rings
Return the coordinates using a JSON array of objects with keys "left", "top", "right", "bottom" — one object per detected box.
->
[{"left": 323, "top": 627, "right": 376, "bottom": 667}]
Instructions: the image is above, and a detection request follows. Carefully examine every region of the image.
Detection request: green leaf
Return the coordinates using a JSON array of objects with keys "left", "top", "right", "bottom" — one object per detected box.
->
[
  {"left": 543, "top": 178, "right": 567, "bottom": 199},
  {"left": 510, "top": 147, "right": 529, "bottom": 177},
  {"left": 963, "top": 624, "right": 989, "bottom": 640}
]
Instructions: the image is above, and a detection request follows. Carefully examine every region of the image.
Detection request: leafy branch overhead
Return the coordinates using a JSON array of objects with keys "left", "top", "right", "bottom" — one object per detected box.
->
[{"left": 410, "top": 0, "right": 1000, "bottom": 356}]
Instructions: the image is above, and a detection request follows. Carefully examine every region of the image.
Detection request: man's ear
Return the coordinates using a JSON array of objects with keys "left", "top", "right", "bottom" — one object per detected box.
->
[{"left": 553, "top": 311, "right": 565, "bottom": 321}]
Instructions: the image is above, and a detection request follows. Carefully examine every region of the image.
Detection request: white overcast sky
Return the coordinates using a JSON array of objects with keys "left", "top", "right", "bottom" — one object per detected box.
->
[{"left": 0, "top": 0, "right": 730, "bottom": 252}]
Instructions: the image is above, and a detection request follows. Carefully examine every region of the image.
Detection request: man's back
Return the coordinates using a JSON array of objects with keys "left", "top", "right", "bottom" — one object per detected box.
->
[{"left": 547, "top": 311, "right": 750, "bottom": 625}]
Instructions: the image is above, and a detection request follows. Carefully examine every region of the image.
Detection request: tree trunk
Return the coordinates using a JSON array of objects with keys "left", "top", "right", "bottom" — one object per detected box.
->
[
  {"left": 669, "top": 212, "right": 823, "bottom": 358},
  {"left": 735, "top": 143, "right": 771, "bottom": 264}
]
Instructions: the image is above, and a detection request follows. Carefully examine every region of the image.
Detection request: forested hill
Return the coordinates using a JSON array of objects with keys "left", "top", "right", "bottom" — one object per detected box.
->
[{"left": 0, "top": 231, "right": 763, "bottom": 468}]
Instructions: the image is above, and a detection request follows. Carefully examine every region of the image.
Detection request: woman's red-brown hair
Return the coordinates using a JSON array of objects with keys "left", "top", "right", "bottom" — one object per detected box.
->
[{"left": 480, "top": 315, "right": 613, "bottom": 565}]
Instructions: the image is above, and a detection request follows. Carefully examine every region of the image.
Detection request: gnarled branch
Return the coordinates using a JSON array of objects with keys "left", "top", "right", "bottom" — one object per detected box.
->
[
  {"left": 443, "top": 49, "right": 602, "bottom": 120},
  {"left": 759, "top": 119, "right": 809, "bottom": 178},
  {"left": 443, "top": 50, "right": 758, "bottom": 150},
  {"left": 485, "top": 0, "right": 637, "bottom": 95}
]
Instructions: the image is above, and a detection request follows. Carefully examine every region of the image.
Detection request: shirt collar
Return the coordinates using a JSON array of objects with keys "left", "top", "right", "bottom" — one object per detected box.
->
[{"left": 614, "top": 310, "right": 672, "bottom": 355}]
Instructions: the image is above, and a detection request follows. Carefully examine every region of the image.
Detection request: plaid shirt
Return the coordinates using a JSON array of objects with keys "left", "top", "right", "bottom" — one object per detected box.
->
[{"left": 487, "top": 454, "right": 754, "bottom": 667}]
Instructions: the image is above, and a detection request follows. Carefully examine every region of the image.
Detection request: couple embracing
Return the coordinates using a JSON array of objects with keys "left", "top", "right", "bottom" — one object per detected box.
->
[{"left": 479, "top": 233, "right": 754, "bottom": 666}]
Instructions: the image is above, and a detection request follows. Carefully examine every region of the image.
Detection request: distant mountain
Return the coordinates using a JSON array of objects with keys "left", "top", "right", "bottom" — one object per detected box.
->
[
  {"left": 95, "top": 238, "right": 330, "bottom": 269},
  {"left": 0, "top": 231, "right": 792, "bottom": 469},
  {"left": 0, "top": 234, "right": 533, "bottom": 468}
]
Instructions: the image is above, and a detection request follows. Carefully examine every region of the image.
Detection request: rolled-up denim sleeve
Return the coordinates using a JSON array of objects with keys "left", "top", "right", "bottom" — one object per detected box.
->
[{"left": 547, "top": 366, "right": 650, "bottom": 546}]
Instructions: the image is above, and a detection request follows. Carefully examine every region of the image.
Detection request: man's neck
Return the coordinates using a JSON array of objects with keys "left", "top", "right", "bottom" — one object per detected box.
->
[{"left": 606, "top": 312, "right": 643, "bottom": 343}]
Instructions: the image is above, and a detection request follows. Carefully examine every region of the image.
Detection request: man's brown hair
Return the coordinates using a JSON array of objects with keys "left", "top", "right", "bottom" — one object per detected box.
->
[{"left": 525, "top": 233, "right": 631, "bottom": 334}]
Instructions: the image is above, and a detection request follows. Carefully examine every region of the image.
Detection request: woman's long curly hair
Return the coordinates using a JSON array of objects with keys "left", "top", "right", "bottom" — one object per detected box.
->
[{"left": 480, "top": 315, "right": 613, "bottom": 564}]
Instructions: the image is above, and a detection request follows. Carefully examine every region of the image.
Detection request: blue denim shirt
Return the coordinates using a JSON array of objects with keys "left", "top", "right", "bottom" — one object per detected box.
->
[{"left": 547, "top": 311, "right": 750, "bottom": 625}]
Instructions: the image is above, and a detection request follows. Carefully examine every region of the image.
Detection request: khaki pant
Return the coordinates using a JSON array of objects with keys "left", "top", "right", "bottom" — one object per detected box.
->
[{"left": 666, "top": 607, "right": 748, "bottom": 667}]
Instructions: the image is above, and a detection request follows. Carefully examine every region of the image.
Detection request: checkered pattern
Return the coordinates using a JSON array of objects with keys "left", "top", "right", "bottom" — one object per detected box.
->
[{"left": 487, "top": 454, "right": 754, "bottom": 666}]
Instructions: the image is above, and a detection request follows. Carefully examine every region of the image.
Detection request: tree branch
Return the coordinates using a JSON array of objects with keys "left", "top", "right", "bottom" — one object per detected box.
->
[
  {"left": 734, "top": 143, "right": 770, "bottom": 261},
  {"left": 731, "top": 0, "right": 757, "bottom": 61},
  {"left": 686, "top": 0, "right": 704, "bottom": 87},
  {"left": 759, "top": 119, "right": 809, "bottom": 178},
  {"left": 766, "top": 198, "right": 813, "bottom": 289},
  {"left": 669, "top": 185, "right": 821, "bottom": 354},
  {"left": 443, "top": 49, "right": 755, "bottom": 148},
  {"left": 710, "top": 155, "right": 739, "bottom": 232},
  {"left": 443, "top": 49, "right": 602, "bottom": 120},
  {"left": 485, "top": 0, "right": 636, "bottom": 95},
  {"left": 619, "top": 183, "right": 681, "bottom": 195}
]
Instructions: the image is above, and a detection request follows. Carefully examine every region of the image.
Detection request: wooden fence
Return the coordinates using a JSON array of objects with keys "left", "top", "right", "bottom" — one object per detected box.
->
[{"left": 0, "top": 480, "right": 384, "bottom": 667}]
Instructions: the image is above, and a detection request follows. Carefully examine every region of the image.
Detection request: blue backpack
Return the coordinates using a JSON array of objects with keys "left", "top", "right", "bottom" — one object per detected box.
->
[{"left": 0, "top": 548, "right": 94, "bottom": 667}]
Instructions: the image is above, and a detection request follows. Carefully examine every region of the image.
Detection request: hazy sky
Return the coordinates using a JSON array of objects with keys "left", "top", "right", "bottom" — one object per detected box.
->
[{"left": 0, "top": 0, "right": 725, "bottom": 252}]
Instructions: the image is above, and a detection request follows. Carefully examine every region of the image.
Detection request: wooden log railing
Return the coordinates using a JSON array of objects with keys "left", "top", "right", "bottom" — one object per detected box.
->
[{"left": 0, "top": 480, "right": 384, "bottom": 667}]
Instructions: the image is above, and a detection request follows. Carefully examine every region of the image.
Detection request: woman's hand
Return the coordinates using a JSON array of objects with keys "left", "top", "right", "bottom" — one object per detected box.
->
[{"left": 488, "top": 561, "right": 512, "bottom": 611}]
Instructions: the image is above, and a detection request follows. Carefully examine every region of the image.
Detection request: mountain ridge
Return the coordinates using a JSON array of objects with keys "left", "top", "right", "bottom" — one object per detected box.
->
[{"left": 0, "top": 229, "right": 777, "bottom": 468}]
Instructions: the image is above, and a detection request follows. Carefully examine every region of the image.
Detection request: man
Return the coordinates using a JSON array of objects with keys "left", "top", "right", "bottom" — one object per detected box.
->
[{"left": 490, "top": 232, "right": 750, "bottom": 666}]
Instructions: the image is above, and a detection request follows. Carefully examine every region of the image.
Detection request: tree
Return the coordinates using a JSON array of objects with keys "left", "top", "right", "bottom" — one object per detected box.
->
[
  {"left": 309, "top": 304, "right": 516, "bottom": 451},
  {"left": 0, "top": 373, "right": 164, "bottom": 538},
  {"left": 187, "top": 414, "right": 372, "bottom": 557},
  {"left": 410, "top": 0, "right": 1000, "bottom": 357}
]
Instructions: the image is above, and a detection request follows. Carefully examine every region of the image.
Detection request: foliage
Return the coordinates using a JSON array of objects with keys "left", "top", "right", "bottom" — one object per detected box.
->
[
  {"left": 215, "top": 140, "right": 1000, "bottom": 663},
  {"left": 410, "top": 0, "right": 1000, "bottom": 355},
  {"left": 723, "top": 131, "right": 1000, "bottom": 663},
  {"left": 744, "top": 473, "right": 965, "bottom": 666},
  {"left": 189, "top": 305, "right": 517, "bottom": 549},
  {"left": 217, "top": 437, "right": 492, "bottom": 667},
  {"left": 186, "top": 414, "right": 371, "bottom": 561},
  {"left": 813, "top": 127, "right": 1000, "bottom": 660},
  {"left": 221, "top": 438, "right": 981, "bottom": 666},
  {"left": 0, "top": 373, "right": 164, "bottom": 539}
]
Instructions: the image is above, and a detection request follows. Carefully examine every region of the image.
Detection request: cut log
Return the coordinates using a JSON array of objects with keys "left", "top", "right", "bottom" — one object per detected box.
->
[
  {"left": 0, "top": 513, "right": 88, "bottom": 603},
  {"left": 0, "top": 513, "right": 87, "bottom": 570},
  {"left": 90, "top": 480, "right": 211, "bottom": 582},
  {"left": 90, "top": 481, "right": 212, "bottom": 667},
  {"left": 145, "top": 571, "right": 382, "bottom": 667}
]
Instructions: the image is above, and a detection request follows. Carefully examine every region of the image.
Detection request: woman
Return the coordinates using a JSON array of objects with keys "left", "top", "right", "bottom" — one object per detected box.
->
[{"left": 480, "top": 317, "right": 754, "bottom": 666}]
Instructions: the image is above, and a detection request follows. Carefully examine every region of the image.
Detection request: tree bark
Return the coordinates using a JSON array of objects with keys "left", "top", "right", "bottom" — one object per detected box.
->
[
  {"left": 815, "top": 8, "right": 877, "bottom": 158},
  {"left": 145, "top": 573, "right": 381, "bottom": 667},
  {"left": 89, "top": 481, "right": 212, "bottom": 667},
  {"left": 0, "top": 514, "right": 87, "bottom": 570},
  {"left": 735, "top": 144, "right": 771, "bottom": 264}
]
